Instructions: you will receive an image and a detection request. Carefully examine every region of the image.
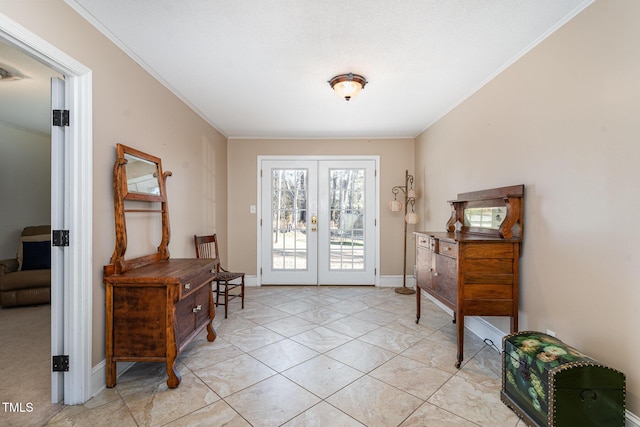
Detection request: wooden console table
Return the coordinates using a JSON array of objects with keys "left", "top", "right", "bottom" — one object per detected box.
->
[
  {"left": 415, "top": 185, "right": 524, "bottom": 368},
  {"left": 105, "top": 258, "right": 217, "bottom": 388}
]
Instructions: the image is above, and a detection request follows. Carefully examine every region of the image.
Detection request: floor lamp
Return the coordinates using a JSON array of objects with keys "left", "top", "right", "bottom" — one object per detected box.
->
[{"left": 390, "top": 170, "right": 418, "bottom": 295}]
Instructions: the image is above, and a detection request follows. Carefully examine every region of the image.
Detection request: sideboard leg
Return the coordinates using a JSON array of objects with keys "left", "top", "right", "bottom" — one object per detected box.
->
[
  {"left": 455, "top": 311, "right": 464, "bottom": 369},
  {"left": 166, "top": 358, "right": 182, "bottom": 389},
  {"left": 415, "top": 287, "right": 421, "bottom": 324},
  {"left": 106, "top": 359, "right": 116, "bottom": 388},
  {"left": 206, "top": 322, "right": 216, "bottom": 342}
]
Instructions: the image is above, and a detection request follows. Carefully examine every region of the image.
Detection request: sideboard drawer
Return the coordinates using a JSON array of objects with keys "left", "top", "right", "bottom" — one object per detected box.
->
[
  {"left": 180, "top": 268, "right": 215, "bottom": 299},
  {"left": 417, "top": 234, "right": 436, "bottom": 251},
  {"left": 438, "top": 241, "right": 458, "bottom": 258}
]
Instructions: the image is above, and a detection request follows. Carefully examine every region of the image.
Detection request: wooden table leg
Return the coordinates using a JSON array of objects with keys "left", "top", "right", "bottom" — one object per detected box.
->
[
  {"left": 415, "top": 287, "right": 421, "bottom": 324},
  {"left": 166, "top": 357, "right": 181, "bottom": 389},
  {"left": 455, "top": 309, "right": 464, "bottom": 369}
]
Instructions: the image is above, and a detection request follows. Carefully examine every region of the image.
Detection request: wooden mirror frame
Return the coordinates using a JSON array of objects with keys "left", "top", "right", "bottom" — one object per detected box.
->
[
  {"left": 116, "top": 144, "right": 165, "bottom": 202},
  {"left": 106, "top": 144, "right": 173, "bottom": 275}
]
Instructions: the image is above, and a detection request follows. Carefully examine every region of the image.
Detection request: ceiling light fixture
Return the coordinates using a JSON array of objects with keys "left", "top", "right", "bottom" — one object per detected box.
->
[{"left": 328, "top": 73, "right": 367, "bottom": 101}]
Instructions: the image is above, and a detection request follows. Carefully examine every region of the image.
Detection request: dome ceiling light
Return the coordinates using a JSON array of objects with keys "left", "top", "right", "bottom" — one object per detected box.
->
[{"left": 328, "top": 73, "right": 367, "bottom": 101}]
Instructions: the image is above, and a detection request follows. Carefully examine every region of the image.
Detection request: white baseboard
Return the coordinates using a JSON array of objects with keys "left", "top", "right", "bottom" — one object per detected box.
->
[
  {"left": 250, "top": 275, "right": 415, "bottom": 288},
  {"left": 627, "top": 411, "right": 640, "bottom": 427},
  {"left": 378, "top": 275, "right": 416, "bottom": 288}
]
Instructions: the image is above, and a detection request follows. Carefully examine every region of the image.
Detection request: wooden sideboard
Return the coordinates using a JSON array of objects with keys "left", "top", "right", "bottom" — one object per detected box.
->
[
  {"left": 104, "top": 144, "right": 217, "bottom": 388},
  {"left": 105, "top": 258, "right": 217, "bottom": 388},
  {"left": 415, "top": 185, "right": 524, "bottom": 368}
]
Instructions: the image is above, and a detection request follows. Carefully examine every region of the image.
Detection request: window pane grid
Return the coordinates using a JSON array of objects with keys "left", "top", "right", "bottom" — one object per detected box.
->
[
  {"left": 271, "top": 169, "right": 308, "bottom": 270},
  {"left": 328, "top": 169, "right": 365, "bottom": 271}
]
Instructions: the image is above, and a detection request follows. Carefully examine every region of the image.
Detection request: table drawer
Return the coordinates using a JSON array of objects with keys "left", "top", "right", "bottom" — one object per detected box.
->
[
  {"left": 180, "top": 268, "right": 215, "bottom": 299},
  {"left": 416, "top": 234, "right": 436, "bottom": 251},
  {"left": 438, "top": 240, "right": 458, "bottom": 258}
]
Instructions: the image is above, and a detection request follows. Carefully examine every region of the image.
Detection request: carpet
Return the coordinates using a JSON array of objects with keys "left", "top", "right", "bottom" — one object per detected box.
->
[{"left": 0, "top": 304, "right": 63, "bottom": 426}]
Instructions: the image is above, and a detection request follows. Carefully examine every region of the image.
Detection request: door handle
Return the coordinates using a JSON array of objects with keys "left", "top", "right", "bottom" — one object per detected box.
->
[{"left": 311, "top": 214, "right": 317, "bottom": 231}]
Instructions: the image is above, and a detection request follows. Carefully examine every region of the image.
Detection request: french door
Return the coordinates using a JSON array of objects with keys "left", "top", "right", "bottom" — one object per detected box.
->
[{"left": 260, "top": 158, "right": 377, "bottom": 285}]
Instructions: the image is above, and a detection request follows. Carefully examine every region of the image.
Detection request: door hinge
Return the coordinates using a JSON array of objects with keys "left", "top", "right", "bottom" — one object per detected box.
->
[
  {"left": 52, "top": 355, "right": 69, "bottom": 372},
  {"left": 52, "top": 109, "right": 69, "bottom": 127},
  {"left": 260, "top": 268, "right": 263, "bottom": 275},
  {"left": 52, "top": 230, "right": 70, "bottom": 247},
  {"left": 375, "top": 268, "right": 377, "bottom": 276}
]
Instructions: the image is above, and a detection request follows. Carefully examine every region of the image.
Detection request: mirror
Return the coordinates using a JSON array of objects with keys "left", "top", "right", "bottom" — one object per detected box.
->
[
  {"left": 124, "top": 153, "right": 160, "bottom": 196},
  {"left": 117, "top": 144, "right": 165, "bottom": 202},
  {"left": 464, "top": 206, "right": 506, "bottom": 230}
]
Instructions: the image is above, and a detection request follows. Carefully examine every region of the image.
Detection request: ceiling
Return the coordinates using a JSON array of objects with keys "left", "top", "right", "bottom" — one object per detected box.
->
[
  {"left": 2, "top": 1, "right": 592, "bottom": 138},
  {"left": 0, "top": 38, "right": 62, "bottom": 135}
]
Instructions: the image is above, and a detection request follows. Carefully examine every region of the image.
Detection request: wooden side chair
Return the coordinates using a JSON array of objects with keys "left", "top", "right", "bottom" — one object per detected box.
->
[{"left": 194, "top": 234, "right": 245, "bottom": 318}]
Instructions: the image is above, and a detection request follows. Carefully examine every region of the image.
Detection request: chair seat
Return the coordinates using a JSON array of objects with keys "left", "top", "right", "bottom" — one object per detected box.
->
[{"left": 214, "top": 271, "right": 244, "bottom": 282}]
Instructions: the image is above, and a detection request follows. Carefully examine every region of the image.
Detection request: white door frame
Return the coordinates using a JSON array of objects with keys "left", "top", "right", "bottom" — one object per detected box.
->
[
  {"left": 257, "top": 155, "right": 380, "bottom": 287},
  {"left": 0, "top": 13, "right": 93, "bottom": 405}
]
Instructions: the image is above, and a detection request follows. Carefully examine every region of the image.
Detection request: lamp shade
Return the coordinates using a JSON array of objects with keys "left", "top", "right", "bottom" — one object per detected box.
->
[
  {"left": 405, "top": 212, "right": 419, "bottom": 224},
  {"left": 329, "top": 73, "right": 367, "bottom": 101},
  {"left": 389, "top": 200, "right": 403, "bottom": 212}
]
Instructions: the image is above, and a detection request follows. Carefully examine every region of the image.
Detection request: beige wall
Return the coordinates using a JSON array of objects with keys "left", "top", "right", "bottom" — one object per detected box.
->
[
  {"left": 0, "top": 2, "right": 228, "bottom": 366},
  {"left": 415, "top": 0, "right": 640, "bottom": 413},
  {"left": 227, "top": 139, "right": 415, "bottom": 277},
  {"left": 0, "top": 124, "right": 51, "bottom": 258}
]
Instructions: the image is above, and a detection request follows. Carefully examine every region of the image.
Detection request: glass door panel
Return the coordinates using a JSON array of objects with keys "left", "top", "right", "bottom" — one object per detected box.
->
[
  {"left": 271, "top": 169, "right": 308, "bottom": 270},
  {"left": 318, "top": 161, "right": 375, "bottom": 285},
  {"left": 261, "top": 161, "right": 317, "bottom": 284},
  {"left": 261, "top": 158, "right": 375, "bottom": 285},
  {"left": 328, "top": 168, "right": 365, "bottom": 271}
]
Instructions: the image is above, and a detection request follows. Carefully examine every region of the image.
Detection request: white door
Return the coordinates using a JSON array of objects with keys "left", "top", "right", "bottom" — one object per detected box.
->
[{"left": 260, "top": 158, "right": 376, "bottom": 285}]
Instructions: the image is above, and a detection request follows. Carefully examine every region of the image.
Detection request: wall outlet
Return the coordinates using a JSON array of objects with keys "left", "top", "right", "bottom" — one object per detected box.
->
[
  {"left": 546, "top": 329, "right": 556, "bottom": 337},
  {"left": 250, "top": 205, "right": 256, "bottom": 214}
]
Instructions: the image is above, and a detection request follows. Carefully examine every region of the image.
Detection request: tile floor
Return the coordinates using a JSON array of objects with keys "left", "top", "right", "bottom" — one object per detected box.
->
[{"left": 48, "top": 286, "right": 525, "bottom": 426}]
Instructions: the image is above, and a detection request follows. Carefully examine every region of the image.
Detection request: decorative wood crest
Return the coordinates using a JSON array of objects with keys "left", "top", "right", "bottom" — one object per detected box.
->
[{"left": 445, "top": 184, "right": 524, "bottom": 240}]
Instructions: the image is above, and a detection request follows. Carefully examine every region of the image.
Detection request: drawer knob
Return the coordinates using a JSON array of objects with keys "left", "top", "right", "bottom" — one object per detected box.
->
[
  {"left": 192, "top": 304, "right": 203, "bottom": 313},
  {"left": 434, "top": 272, "right": 439, "bottom": 276},
  {"left": 184, "top": 283, "right": 191, "bottom": 290},
  {"left": 444, "top": 247, "right": 450, "bottom": 251},
  {"left": 197, "top": 304, "right": 202, "bottom": 311}
]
